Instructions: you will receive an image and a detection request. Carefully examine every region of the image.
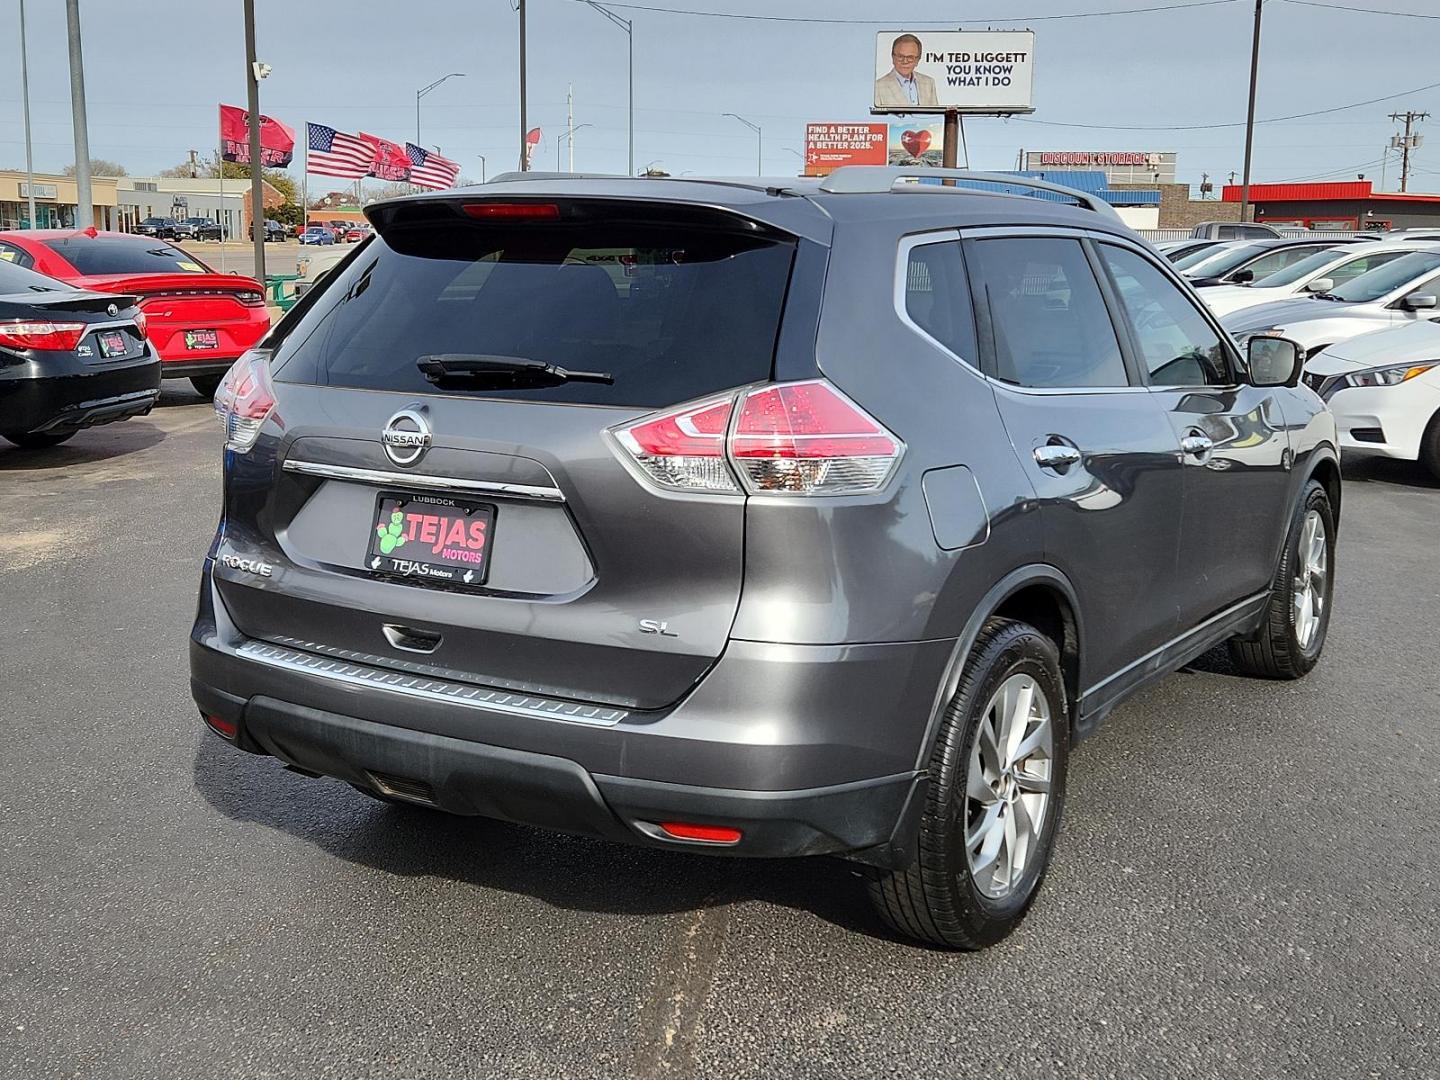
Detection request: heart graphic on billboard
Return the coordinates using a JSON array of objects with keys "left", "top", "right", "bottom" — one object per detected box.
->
[{"left": 900, "top": 129, "right": 931, "bottom": 157}]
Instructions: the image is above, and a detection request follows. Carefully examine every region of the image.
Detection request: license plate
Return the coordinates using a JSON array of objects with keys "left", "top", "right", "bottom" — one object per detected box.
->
[
  {"left": 185, "top": 329, "right": 219, "bottom": 350},
  {"left": 97, "top": 330, "right": 129, "bottom": 358},
  {"left": 367, "top": 494, "right": 495, "bottom": 586}
]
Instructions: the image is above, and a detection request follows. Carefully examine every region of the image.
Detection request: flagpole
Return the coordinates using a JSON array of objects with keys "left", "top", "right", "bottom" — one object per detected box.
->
[
  {"left": 218, "top": 121, "right": 227, "bottom": 273},
  {"left": 301, "top": 124, "right": 308, "bottom": 231}
]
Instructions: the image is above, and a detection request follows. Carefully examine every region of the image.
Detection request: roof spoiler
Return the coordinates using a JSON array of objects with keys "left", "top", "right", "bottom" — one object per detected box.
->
[{"left": 816, "top": 167, "right": 1123, "bottom": 222}]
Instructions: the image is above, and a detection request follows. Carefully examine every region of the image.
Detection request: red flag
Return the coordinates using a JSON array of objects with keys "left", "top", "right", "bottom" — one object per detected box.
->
[
  {"left": 219, "top": 104, "right": 296, "bottom": 168},
  {"left": 524, "top": 127, "right": 542, "bottom": 168},
  {"left": 359, "top": 132, "right": 411, "bottom": 182}
]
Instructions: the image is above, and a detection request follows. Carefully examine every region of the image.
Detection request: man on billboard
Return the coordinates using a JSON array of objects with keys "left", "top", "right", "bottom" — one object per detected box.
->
[{"left": 874, "top": 34, "right": 939, "bottom": 109}]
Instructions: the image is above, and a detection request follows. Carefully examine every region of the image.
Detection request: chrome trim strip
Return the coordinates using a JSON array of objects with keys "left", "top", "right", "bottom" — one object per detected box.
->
[
  {"left": 234, "top": 640, "right": 627, "bottom": 727},
  {"left": 281, "top": 459, "right": 566, "bottom": 502}
]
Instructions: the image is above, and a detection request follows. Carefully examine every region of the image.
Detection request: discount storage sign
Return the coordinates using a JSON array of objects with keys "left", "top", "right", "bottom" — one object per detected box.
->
[{"left": 873, "top": 30, "right": 1035, "bottom": 115}]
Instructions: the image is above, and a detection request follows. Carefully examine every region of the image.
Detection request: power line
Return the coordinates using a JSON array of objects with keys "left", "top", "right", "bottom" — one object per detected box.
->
[
  {"left": 558, "top": 0, "right": 1237, "bottom": 22},
  {"left": 1279, "top": 0, "right": 1440, "bottom": 18},
  {"left": 1007, "top": 78, "right": 1440, "bottom": 130}
]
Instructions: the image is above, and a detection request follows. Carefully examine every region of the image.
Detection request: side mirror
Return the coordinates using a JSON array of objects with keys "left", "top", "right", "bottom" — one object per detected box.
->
[
  {"left": 1402, "top": 294, "right": 1437, "bottom": 311},
  {"left": 1247, "top": 336, "right": 1304, "bottom": 388},
  {"left": 1230, "top": 268, "right": 1255, "bottom": 284},
  {"left": 1304, "top": 277, "right": 1334, "bottom": 294}
]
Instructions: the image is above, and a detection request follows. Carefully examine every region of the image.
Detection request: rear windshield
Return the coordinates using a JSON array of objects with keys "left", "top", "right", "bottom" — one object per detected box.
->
[
  {"left": 0, "top": 260, "right": 74, "bottom": 294},
  {"left": 271, "top": 208, "right": 796, "bottom": 407},
  {"left": 46, "top": 236, "right": 213, "bottom": 276},
  {"left": 1177, "top": 242, "right": 1269, "bottom": 276}
]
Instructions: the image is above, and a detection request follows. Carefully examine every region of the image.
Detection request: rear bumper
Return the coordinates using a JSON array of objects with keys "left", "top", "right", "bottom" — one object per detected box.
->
[
  {"left": 0, "top": 356, "right": 161, "bottom": 436},
  {"left": 190, "top": 565, "right": 946, "bottom": 863}
]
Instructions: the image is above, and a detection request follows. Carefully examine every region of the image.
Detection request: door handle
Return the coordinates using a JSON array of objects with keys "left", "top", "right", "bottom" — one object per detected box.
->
[
  {"left": 1033, "top": 443, "right": 1082, "bottom": 471},
  {"left": 1180, "top": 434, "right": 1214, "bottom": 457}
]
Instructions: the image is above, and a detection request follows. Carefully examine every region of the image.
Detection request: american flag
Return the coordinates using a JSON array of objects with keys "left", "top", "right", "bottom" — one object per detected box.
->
[
  {"left": 406, "top": 144, "right": 461, "bottom": 190},
  {"left": 306, "top": 122, "right": 371, "bottom": 179}
]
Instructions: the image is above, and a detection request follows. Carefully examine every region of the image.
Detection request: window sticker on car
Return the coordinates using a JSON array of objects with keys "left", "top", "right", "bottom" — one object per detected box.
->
[{"left": 176, "top": 262, "right": 205, "bottom": 273}]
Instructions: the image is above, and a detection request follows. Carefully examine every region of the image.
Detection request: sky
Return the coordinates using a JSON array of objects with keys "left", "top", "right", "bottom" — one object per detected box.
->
[{"left": 2, "top": 0, "right": 1438, "bottom": 195}]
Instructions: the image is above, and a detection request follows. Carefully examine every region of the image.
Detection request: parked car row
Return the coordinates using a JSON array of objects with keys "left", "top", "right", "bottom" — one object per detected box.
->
[
  {"left": 1179, "top": 236, "right": 1440, "bottom": 479},
  {"left": 0, "top": 228, "right": 271, "bottom": 442},
  {"left": 301, "top": 221, "right": 371, "bottom": 245}
]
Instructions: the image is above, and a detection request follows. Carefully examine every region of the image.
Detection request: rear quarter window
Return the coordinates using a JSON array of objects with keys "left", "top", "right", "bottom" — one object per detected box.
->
[{"left": 271, "top": 209, "right": 797, "bottom": 408}]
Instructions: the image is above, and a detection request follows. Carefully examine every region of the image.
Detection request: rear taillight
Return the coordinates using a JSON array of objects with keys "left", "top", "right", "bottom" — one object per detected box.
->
[
  {"left": 132, "top": 311, "right": 148, "bottom": 339},
  {"left": 612, "top": 380, "right": 902, "bottom": 497},
  {"left": 615, "top": 396, "right": 739, "bottom": 493},
  {"left": 213, "top": 350, "right": 276, "bottom": 452},
  {"left": 731, "top": 381, "right": 902, "bottom": 495},
  {"left": 0, "top": 320, "right": 86, "bottom": 351},
  {"left": 235, "top": 291, "right": 265, "bottom": 307}
]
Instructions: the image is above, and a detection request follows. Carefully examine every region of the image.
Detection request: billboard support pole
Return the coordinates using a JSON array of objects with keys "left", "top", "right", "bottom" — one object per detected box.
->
[{"left": 942, "top": 110, "right": 959, "bottom": 186}]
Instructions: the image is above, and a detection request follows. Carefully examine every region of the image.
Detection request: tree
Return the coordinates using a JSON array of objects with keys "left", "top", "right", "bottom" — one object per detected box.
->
[
  {"left": 64, "top": 159, "right": 127, "bottom": 177},
  {"left": 366, "top": 182, "right": 413, "bottom": 202}
]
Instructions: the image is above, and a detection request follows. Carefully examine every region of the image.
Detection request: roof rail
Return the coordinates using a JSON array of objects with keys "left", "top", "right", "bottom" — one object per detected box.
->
[{"left": 816, "top": 167, "right": 1122, "bottom": 222}]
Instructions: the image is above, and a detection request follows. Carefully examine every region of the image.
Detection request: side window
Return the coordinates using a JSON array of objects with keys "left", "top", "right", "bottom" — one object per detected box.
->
[
  {"left": 1331, "top": 250, "right": 1405, "bottom": 286},
  {"left": 967, "top": 237, "right": 1129, "bottom": 388},
  {"left": 1242, "top": 246, "right": 1325, "bottom": 280},
  {"left": 903, "top": 239, "right": 979, "bottom": 365},
  {"left": 0, "top": 242, "right": 35, "bottom": 269},
  {"left": 1098, "top": 244, "right": 1233, "bottom": 387}
]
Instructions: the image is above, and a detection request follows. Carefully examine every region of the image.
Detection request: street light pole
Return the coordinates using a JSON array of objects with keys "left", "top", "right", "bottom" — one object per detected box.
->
[
  {"left": 558, "top": 124, "right": 594, "bottom": 171},
  {"left": 583, "top": 2, "right": 633, "bottom": 176},
  {"left": 1239, "top": 0, "right": 1263, "bottom": 223},
  {"left": 65, "top": 0, "right": 92, "bottom": 228},
  {"left": 724, "top": 113, "right": 762, "bottom": 176},
  {"left": 243, "top": 0, "right": 265, "bottom": 282},
  {"left": 19, "top": 0, "right": 36, "bottom": 229},
  {"left": 518, "top": 0, "right": 528, "bottom": 170},
  {"left": 416, "top": 72, "right": 465, "bottom": 147}
]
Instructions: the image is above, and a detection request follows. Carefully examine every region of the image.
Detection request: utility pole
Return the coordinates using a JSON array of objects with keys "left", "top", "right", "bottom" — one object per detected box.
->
[
  {"left": 724, "top": 113, "right": 762, "bottom": 176},
  {"left": 583, "top": 2, "right": 633, "bottom": 176},
  {"left": 518, "top": 0, "right": 528, "bottom": 170},
  {"left": 567, "top": 84, "right": 574, "bottom": 173},
  {"left": 65, "top": 0, "right": 93, "bottom": 228},
  {"left": 1239, "top": 0, "right": 1263, "bottom": 223},
  {"left": 1389, "top": 110, "right": 1428, "bottom": 194},
  {"left": 19, "top": 0, "right": 37, "bottom": 230},
  {"left": 243, "top": 0, "right": 265, "bottom": 282}
]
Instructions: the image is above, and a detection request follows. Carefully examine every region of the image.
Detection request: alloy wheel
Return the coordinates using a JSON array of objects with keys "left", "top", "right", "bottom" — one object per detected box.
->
[
  {"left": 1293, "top": 508, "right": 1328, "bottom": 651},
  {"left": 965, "top": 673, "right": 1054, "bottom": 899}
]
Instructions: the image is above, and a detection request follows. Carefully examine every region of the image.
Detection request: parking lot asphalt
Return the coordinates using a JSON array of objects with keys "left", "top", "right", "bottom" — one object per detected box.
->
[{"left": 0, "top": 390, "right": 1436, "bottom": 1080}]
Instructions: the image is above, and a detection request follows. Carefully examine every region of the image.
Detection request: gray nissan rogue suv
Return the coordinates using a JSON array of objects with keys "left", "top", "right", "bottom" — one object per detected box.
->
[{"left": 191, "top": 168, "right": 1340, "bottom": 949}]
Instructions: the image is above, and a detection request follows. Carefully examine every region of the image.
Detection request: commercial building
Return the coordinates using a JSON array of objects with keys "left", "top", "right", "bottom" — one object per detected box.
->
[
  {"left": 115, "top": 177, "right": 285, "bottom": 238},
  {"left": 1221, "top": 181, "right": 1440, "bottom": 232},
  {"left": 0, "top": 171, "right": 120, "bottom": 230},
  {"left": 1022, "top": 151, "right": 1177, "bottom": 186},
  {"left": 1002, "top": 171, "right": 1162, "bottom": 230}
]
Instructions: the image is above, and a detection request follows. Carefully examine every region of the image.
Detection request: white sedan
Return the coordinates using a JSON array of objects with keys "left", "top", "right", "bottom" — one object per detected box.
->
[
  {"left": 1202, "top": 240, "right": 1440, "bottom": 319},
  {"left": 1304, "top": 319, "right": 1440, "bottom": 478}
]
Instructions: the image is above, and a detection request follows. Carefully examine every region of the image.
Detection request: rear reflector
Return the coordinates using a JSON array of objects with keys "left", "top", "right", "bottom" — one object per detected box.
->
[
  {"left": 657, "top": 822, "right": 744, "bottom": 844},
  {"left": 203, "top": 713, "right": 237, "bottom": 739},
  {"left": 0, "top": 320, "right": 87, "bottom": 352},
  {"left": 213, "top": 350, "right": 277, "bottom": 453},
  {"left": 611, "top": 380, "right": 902, "bottom": 497},
  {"left": 462, "top": 202, "right": 561, "bottom": 220}
]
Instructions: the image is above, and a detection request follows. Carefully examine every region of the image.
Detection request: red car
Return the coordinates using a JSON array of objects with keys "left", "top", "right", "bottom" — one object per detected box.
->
[{"left": 0, "top": 229, "right": 270, "bottom": 397}]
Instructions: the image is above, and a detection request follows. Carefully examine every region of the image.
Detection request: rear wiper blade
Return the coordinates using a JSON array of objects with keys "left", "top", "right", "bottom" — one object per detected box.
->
[{"left": 417, "top": 353, "right": 614, "bottom": 386}]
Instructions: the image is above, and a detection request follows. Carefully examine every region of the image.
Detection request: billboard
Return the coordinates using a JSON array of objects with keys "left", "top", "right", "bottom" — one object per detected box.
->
[
  {"left": 803, "top": 123, "right": 888, "bottom": 176},
  {"left": 873, "top": 30, "right": 1035, "bottom": 115}
]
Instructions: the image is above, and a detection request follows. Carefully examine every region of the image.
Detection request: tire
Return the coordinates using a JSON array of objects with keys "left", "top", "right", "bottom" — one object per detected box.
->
[
  {"left": 1228, "top": 479, "right": 1335, "bottom": 679},
  {"left": 1420, "top": 409, "right": 1440, "bottom": 482},
  {"left": 3, "top": 430, "right": 75, "bottom": 449},
  {"left": 868, "top": 618, "right": 1070, "bottom": 950},
  {"left": 190, "top": 375, "right": 223, "bottom": 399}
]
